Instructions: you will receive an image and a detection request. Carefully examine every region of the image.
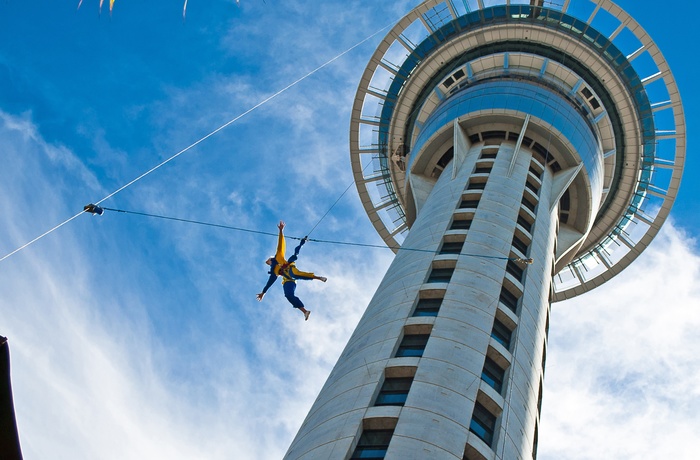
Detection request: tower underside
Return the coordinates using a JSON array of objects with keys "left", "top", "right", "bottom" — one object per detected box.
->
[{"left": 286, "top": 1, "right": 684, "bottom": 459}]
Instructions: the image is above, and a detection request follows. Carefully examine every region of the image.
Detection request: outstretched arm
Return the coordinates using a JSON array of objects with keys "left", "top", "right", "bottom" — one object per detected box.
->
[
  {"left": 257, "top": 273, "right": 278, "bottom": 301},
  {"left": 288, "top": 236, "right": 307, "bottom": 264},
  {"left": 275, "top": 221, "right": 286, "bottom": 262}
]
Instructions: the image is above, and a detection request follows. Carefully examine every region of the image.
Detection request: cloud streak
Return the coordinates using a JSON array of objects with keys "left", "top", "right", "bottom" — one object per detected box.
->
[{"left": 539, "top": 224, "right": 700, "bottom": 459}]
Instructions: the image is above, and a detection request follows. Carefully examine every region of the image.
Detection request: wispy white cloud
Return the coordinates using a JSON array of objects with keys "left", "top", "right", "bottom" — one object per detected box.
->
[{"left": 539, "top": 223, "right": 700, "bottom": 459}]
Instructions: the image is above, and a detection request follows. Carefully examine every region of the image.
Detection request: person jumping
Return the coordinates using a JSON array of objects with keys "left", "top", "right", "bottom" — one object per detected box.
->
[{"left": 256, "top": 221, "right": 327, "bottom": 320}]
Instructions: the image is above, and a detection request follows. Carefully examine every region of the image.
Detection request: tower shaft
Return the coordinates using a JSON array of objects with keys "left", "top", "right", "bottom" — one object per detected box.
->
[{"left": 286, "top": 139, "right": 565, "bottom": 459}]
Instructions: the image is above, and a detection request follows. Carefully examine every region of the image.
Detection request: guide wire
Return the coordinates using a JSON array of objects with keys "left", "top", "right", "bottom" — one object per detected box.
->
[
  {"left": 0, "top": 212, "right": 84, "bottom": 263},
  {"left": 304, "top": 159, "right": 374, "bottom": 238},
  {"left": 99, "top": 206, "right": 532, "bottom": 264}
]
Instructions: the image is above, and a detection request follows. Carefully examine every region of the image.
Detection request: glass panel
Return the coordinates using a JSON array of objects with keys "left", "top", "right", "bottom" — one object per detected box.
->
[
  {"left": 512, "top": 235, "right": 529, "bottom": 255},
  {"left": 450, "top": 218, "right": 472, "bottom": 230},
  {"left": 375, "top": 377, "right": 413, "bottom": 406},
  {"left": 427, "top": 268, "right": 454, "bottom": 283},
  {"left": 395, "top": 348, "right": 425, "bottom": 358},
  {"left": 506, "top": 260, "right": 525, "bottom": 282},
  {"left": 482, "top": 356, "right": 505, "bottom": 393},
  {"left": 351, "top": 430, "right": 394, "bottom": 460},
  {"left": 491, "top": 318, "right": 512, "bottom": 350},
  {"left": 375, "top": 393, "right": 408, "bottom": 406},
  {"left": 499, "top": 286, "right": 520, "bottom": 313},
  {"left": 352, "top": 447, "right": 388, "bottom": 459},
  {"left": 414, "top": 298, "right": 442, "bottom": 316},
  {"left": 517, "top": 214, "right": 532, "bottom": 233},
  {"left": 470, "top": 402, "right": 496, "bottom": 446},
  {"left": 440, "top": 241, "right": 464, "bottom": 254},
  {"left": 460, "top": 199, "right": 481, "bottom": 209},
  {"left": 521, "top": 196, "right": 536, "bottom": 212},
  {"left": 395, "top": 334, "right": 430, "bottom": 357}
]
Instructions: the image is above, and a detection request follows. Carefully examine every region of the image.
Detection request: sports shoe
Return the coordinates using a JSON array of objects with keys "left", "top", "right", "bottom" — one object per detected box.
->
[{"left": 304, "top": 310, "right": 311, "bottom": 321}]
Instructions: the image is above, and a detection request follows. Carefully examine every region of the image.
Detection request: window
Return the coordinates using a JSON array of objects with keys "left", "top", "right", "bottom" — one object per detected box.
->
[
  {"left": 437, "top": 147, "right": 454, "bottom": 168},
  {"left": 525, "top": 179, "right": 540, "bottom": 196},
  {"left": 517, "top": 214, "right": 533, "bottom": 233},
  {"left": 491, "top": 318, "right": 513, "bottom": 351},
  {"left": 506, "top": 260, "right": 525, "bottom": 283},
  {"left": 395, "top": 334, "right": 430, "bottom": 358},
  {"left": 460, "top": 199, "right": 480, "bottom": 209},
  {"left": 467, "top": 181, "right": 486, "bottom": 190},
  {"left": 481, "top": 356, "right": 506, "bottom": 394},
  {"left": 351, "top": 429, "right": 394, "bottom": 459},
  {"left": 548, "top": 160, "right": 561, "bottom": 173},
  {"left": 521, "top": 196, "right": 537, "bottom": 213},
  {"left": 440, "top": 240, "right": 464, "bottom": 255},
  {"left": 499, "top": 286, "right": 520, "bottom": 313},
  {"left": 375, "top": 377, "right": 414, "bottom": 406},
  {"left": 413, "top": 298, "right": 442, "bottom": 317},
  {"left": 427, "top": 267, "right": 454, "bottom": 283},
  {"left": 482, "top": 130, "right": 506, "bottom": 140},
  {"left": 474, "top": 166, "right": 492, "bottom": 174},
  {"left": 469, "top": 402, "right": 497, "bottom": 447},
  {"left": 560, "top": 189, "right": 571, "bottom": 215},
  {"left": 451, "top": 217, "right": 472, "bottom": 230},
  {"left": 512, "top": 235, "right": 529, "bottom": 255},
  {"left": 531, "top": 147, "right": 546, "bottom": 166}
]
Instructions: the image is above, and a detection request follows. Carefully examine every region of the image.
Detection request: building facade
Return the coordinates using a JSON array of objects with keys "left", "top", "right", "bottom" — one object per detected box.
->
[{"left": 285, "top": 1, "right": 684, "bottom": 459}]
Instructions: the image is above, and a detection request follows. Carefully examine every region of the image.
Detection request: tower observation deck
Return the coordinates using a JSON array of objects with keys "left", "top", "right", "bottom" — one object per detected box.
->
[{"left": 285, "top": 1, "right": 684, "bottom": 459}]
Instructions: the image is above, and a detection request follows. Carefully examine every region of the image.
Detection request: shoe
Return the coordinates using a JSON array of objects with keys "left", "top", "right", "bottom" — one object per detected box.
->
[
  {"left": 304, "top": 310, "right": 311, "bottom": 321},
  {"left": 318, "top": 277, "right": 327, "bottom": 282}
]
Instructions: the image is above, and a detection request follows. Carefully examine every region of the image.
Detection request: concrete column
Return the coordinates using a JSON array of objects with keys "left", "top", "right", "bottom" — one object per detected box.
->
[{"left": 285, "top": 138, "right": 560, "bottom": 460}]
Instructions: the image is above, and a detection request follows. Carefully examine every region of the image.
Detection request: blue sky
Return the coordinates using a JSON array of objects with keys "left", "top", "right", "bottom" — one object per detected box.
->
[{"left": 0, "top": 1, "right": 698, "bottom": 459}]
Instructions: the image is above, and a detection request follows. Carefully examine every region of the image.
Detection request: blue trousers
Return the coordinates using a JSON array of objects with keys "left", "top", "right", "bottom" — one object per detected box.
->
[{"left": 283, "top": 281, "right": 305, "bottom": 309}]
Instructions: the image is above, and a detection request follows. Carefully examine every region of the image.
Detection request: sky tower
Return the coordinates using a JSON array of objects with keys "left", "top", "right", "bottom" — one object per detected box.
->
[{"left": 285, "top": 1, "right": 684, "bottom": 459}]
